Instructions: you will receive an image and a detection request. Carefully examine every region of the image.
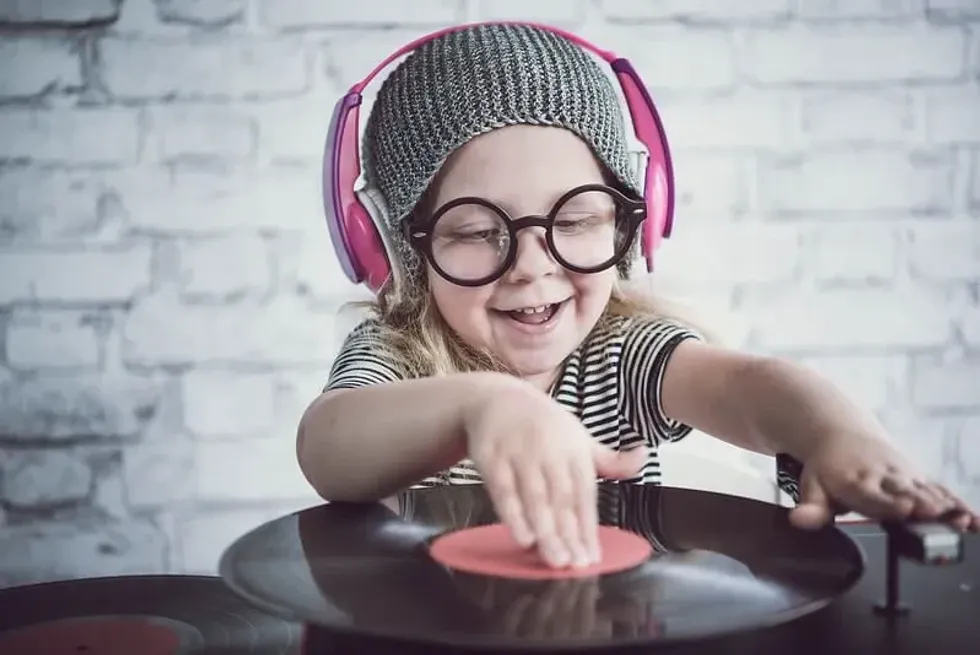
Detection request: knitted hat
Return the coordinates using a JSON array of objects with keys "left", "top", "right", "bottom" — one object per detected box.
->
[{"left": 362, "top": 23, "right": 643, "bottom": 288}]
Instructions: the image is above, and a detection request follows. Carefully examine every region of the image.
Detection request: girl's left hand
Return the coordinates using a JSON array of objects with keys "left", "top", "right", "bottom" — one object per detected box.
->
[{"left": 789, "top": 434, "right": 979, "bottom": 533}]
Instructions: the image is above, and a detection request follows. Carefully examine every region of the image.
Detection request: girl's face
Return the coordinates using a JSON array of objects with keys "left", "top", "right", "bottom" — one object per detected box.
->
[{"left": 425, "top": 125, "right": 619, "bottom": 391}]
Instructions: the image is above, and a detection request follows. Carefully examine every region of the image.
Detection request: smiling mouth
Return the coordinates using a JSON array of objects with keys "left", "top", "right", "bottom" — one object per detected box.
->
[{"left": 493, "top": 300, "right": 566, "bottom": 325}]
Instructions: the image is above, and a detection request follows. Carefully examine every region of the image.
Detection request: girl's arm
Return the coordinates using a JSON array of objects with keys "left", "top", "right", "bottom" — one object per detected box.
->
[
  {"left": 297, "top": 372, "right": 510, "bottom": 502},
  {"left": 658, "top": 340, "right": 884, "bottom": 461}
]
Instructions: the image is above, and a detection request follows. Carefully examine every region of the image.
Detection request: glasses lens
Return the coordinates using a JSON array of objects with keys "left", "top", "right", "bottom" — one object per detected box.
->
[
  {"left": 430, "top": 203, "right": 510, "bottom": 282},
  {"left": 551, "top": 188, "right": 630, "bottom": 270}
]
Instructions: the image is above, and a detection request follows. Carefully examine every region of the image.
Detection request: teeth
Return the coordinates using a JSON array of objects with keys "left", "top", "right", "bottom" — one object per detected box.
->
[{"left": 516, "top": 305, "right": 550, "bottom": 314}]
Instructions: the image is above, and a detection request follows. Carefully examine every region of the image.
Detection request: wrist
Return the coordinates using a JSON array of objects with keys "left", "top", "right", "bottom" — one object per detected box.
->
[{"left": 458, "top": 372, "right": 533, "bottom": 430}]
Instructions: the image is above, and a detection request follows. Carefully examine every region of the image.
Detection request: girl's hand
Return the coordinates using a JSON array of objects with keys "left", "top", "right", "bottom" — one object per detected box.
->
[
  {"left": 789, "top": 433, "right": 979, "bottom": 532},
  {"left": 462, "top": 375, "right": 645, "bottom": 569}
]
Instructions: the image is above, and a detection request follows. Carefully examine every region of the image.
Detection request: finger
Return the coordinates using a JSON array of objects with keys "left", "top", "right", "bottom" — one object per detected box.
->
[
  {"left": 886, "top": 475, "right": 949, "bottom": 517},
  {"left": 593, "top": 443, "right": 645, "bottom": 480},
  {"left": 935, "top": 485, "right": 980, "bottom": 532},
  {"left": 571, "top": 457, "right": 600, "bottom": 564},
  {"left": 789, "top": 476, "right": 834, "bottom": 530},
  {"left": 842, "top": 474, "right": 915, "bottom": 520},
  {"left": 544, "top": 459, "right": 590, "bottom": 568},
  {"left": 911, "top": 480, "right": 956, "bottom": 517},
  {"left": 519, "top": 467, "right": 568, "bottom": 568},
  {"left": 485, "top": 461, "right": 535, "bottom": 548}
]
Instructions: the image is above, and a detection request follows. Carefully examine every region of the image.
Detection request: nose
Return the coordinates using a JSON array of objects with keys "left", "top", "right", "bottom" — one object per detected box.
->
[{"left": 505, "top": 226, "right": 557, "bottom": 282}]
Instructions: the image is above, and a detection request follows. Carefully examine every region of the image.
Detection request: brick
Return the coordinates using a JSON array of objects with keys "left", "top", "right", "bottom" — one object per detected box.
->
[
  {"left": 797, "top": 0, "right": 921, "bottom": 19},
  {"left": 958, "top": 416, "right": 980, "bottom": 480},
  {"left": 757, "top": 150, "right": 954, "bottom": 217},
  {"left": 740, "top": 287, "right": 953, "bottom": 352},
  {"left": 601, "top": 0, "right": 793, "bottom": 22},
  {"left": 0, "top": 0, "right": 119, "bottom": 25},
  {"left": 671, "top": 151, "right": 743, "bottom": 216},
  {"left": 0, "top": 371, "right": 160, "bottom": 440},
  {"left": 322, "top": 29, "right": 450, "bottom": 89},
  {"left": 926, "top": 0, "right": 980, "bottom": 21},
  {"left": 742, "top": 25, "right": 968, "bottom": 85},
  {"left": 100, "top": 38, "right": 310, "bottom": 101},
  {"left": 156, "top": 0, "right": 246, "bottom": 27},
  {"left": 0, "top": 37, "right": 81, "bottom": 98},
  {"left": 257, "top": 0, "right": 463, "bottom": 29},
  {"left": 798, "top": 355, "right": 908, "bottom": 411},
  {"left": 194, "top": 438, "right": 321, "bottom": 502},
  {"left": 121, "top": 289, "right": 338, "bottom": 366},
  {"left": 5, "top": 308, "right": 103, "bottom": 370},
  {"left": 606, "top": 26, "right": 737, "bottom": 91},
  {"left": 908, "top": 220, "right": 980, "bottom": 282},
  {"left": 277, "top": 229, "right": 369, "bottom": 303},
  {"left": 182, "top": 370, "right": 297, "bottom": 439},
  {"left": 658, "top": 92, "right": 792, "bottom": 149},
  {"left": 803, "top": 222, "right": 901, "bottom": 286},
  {"left": 0, "top": 245, "right": 153, "bottom": 305},
  {"left": 251, "top": 89, "right": 336, "bottom": 164},
  {"left": 961, "top": 307, "right": 980, "bottom": 348},
  {"left": 146, "top": 105, "right": 256, "bottom": 162},
  {"left": 88, "top": 451, "right": 129, "bottom": 519},
  {"left": 177, "top": 235, "right": 271, "bottom": 300},
  {"left": 799, "top": 90, "right": 915, "bottom": 145},
  {"left": 912, "top": 358, "right": 980, "bottom": 409},
  {"left": 122, "top": 438, "right": 195, "bottom": 509},
  {"left": 877, "top": 410, "right": 951, "bottom": 481},
  {"left": 0, "top": 108, "right": 140, "bottom": 165},
  {"left": 0, "top": 450, "right": 92, "bottom": 509},
  {"left": 177, "top": 501, "right": 316, "bottom": 574},
  {"left": 0, "top": 519, "right": 167, "bottom": 588},
  {"left": 251, "top": 89, "right": 337, "bottom": 164},
  {"left": 117, "top": 165, "right": 318, "bottom": 234},
  {"left": 973, "top": 150, "right": 980, "bottom": 208},
  {"left": 923, "top": 86, "right": 980, "bottom": 145},
  {"left": 0, "top": 169, "right": 121, "bottom": 244},
  {"left": 653, "top": 222, "right": 800, "bottom": 285},
  {"left": 475, "top": 0, "right": 587, "bottom": 25}
]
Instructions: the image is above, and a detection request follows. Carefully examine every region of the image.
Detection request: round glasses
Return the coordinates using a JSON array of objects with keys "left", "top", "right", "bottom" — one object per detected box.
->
[{"left": 405, "top": 184, "right": 647, "bottom": 287}]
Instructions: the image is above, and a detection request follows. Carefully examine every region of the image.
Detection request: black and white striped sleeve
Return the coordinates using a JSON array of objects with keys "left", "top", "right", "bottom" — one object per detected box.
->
[
  {"left": 619, "top": 317, "right": 702, "bottom": 447},
  {"left": 323, "top": 320, "right": 409, "bottom": 391}
]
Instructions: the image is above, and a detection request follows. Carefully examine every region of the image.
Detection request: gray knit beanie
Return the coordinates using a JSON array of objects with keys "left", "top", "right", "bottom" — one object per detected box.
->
[{"left": 362, "top": 23, "right": 643, "bottom": 287}]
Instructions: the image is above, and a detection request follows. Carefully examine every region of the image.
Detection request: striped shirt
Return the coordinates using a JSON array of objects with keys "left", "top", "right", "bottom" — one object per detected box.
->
[{"left": 325, "top": 314, "right": 802, "bottom": 501}]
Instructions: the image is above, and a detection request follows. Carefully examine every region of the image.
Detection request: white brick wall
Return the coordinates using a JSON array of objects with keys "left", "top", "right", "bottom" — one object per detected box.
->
[{"left": 0, "top": 0, "right": 978, "bottom": 587}]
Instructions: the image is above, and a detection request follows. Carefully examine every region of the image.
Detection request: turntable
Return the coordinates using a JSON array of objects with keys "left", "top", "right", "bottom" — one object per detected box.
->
[
  {"left": 216, "top": 482, "right": 977, "bottom": 654},
  {"left": 0, "top": 483, "right": 973, "bottom": 654}
]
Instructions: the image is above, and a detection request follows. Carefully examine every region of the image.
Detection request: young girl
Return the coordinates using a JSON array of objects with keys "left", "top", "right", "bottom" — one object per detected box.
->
[{"left": 298, "top": 22, "right": 978, "bottom": 570}]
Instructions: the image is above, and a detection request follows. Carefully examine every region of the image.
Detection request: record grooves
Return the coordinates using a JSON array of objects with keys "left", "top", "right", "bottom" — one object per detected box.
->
[
  {"left": 218, "top": 483, "right": 868, "bottom": 651},
  {"left": 0, "top": 574, "right": 304, "bottom": 654}
]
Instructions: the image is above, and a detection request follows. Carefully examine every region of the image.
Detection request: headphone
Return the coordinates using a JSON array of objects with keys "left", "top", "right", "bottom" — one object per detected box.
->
[{"left": 322, "top": 21, "right": 676, "bottom": 295}]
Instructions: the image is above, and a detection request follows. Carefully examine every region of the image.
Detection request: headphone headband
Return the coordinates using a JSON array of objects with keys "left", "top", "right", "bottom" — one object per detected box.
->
[{"left": 323, "top": 21, "right": 676, "bottom": 294}]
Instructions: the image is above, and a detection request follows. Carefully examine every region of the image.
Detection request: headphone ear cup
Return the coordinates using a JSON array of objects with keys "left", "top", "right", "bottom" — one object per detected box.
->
[
  {"left": 347, "top": 189, "right": 392, "bottom": 294},
  {"left": 353, "top": 187, "right": 401, "bottom": 294}
]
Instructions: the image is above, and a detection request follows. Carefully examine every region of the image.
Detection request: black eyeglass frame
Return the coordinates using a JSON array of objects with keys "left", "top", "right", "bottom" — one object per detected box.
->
[{"left": 403, "top": 183, "right": 648, "bottom": 287}]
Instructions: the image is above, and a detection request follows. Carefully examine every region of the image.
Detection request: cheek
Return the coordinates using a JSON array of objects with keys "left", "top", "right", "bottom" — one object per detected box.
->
[
  {"left": 429, "top": 275, "right": 494, "bottom": 332},
  {"left": 571, "top": 271, "right": 616, "bottom": 308}
]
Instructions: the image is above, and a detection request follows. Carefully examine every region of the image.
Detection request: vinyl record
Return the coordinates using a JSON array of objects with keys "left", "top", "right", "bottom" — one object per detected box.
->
[
  {"left": 0, "top": 574, "right": 305, "bottom": 654},
  {"left": 219, "top": 483, "right": 866, "bottom": 651}
]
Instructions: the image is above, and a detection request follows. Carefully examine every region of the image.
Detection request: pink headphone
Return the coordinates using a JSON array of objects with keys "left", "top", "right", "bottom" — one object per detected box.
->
[{"left": 322, "top": 21, "right": 676, "bottom": 294}]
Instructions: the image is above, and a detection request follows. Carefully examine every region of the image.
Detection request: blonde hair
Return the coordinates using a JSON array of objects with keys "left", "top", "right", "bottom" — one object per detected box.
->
[{"left": 342, "top": 271, "right": 721, "bottom": 379}]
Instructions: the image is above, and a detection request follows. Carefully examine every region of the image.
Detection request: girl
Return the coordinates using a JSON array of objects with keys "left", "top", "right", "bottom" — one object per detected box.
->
[{"left": 298, "top": 22, "right": 978, "bottom": 570}]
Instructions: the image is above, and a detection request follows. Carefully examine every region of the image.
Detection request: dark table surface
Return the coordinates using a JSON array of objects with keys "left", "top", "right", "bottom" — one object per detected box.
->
[{"left": 301, "top": 522, "right": 978, "bottom": 655}]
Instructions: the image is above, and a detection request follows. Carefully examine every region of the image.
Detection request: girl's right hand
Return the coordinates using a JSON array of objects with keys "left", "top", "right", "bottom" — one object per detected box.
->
[{"left": 461, "top": 375, "right": 646, "bottom": 569}]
